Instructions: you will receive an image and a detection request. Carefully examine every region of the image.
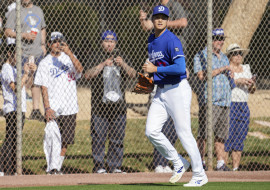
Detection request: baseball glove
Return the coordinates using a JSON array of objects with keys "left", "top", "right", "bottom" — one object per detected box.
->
[{"left": 132, "top": 72, "right": 154, "bottom": 94}]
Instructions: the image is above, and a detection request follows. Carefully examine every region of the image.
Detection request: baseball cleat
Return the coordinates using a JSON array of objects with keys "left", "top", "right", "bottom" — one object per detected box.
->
[
  {"left": 169, "top": 157, "right": 190, "bottom": 183},
  {"left": 183, "top": 175, "right": 208, "bottom": 187}
]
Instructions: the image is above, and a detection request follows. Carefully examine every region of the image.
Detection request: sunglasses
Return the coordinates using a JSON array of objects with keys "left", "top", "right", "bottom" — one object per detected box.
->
[
  {"left": 213, "top": 36, "right": 225, "bottom": 41},
  {"left": 231, "top": 51, "right": 243, "bottom": 57}
]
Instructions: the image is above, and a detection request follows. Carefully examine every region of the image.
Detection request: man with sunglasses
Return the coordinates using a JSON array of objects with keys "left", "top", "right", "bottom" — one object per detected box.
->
[
  {"left": 194, "top": 28, "right": 234, "bottom": 171},
  {"left": 34, "top": 32, "right": 83, "bottom": 174}
]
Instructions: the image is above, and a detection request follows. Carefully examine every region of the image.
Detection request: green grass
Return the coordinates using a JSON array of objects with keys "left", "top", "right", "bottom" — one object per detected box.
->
[
  {"left": 0, "top": 117, "right": 269, "bottom": 174},
  {"left": 1, "top": 182, "right": 270, "bottom": 190}
]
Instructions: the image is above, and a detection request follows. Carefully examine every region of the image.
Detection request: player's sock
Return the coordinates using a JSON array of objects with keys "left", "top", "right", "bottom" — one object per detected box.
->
[{"left": 216, "top": 160, "right": 225, "bottom": 169}]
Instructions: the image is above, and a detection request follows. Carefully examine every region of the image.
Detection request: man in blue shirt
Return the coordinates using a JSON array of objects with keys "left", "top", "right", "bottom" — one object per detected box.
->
[
  {"left": 143, "top": 5, "right": 207, "bottom": 187},
  {"left": 194, "top": 28, "right": 234, "bottom": 171}
]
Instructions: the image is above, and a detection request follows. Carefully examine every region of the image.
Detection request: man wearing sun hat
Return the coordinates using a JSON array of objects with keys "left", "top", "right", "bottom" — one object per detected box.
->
[
  {"left": 34, "top": 31, "right": 83, "bottom": 174},
  {"left": 194, "top": 28, "right": 235, "bottom": 171},
  {"left": 84, "top": 30, "right": 137, "bottom": 174}
]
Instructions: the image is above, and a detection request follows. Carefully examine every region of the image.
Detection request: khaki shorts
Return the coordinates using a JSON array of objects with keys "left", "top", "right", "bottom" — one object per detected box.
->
[
  {"left": 198, "top": 105, "right": 229, "bottom": 141},
  {"left": 56, "top": 114, "right": 77, "bottom": 144}
]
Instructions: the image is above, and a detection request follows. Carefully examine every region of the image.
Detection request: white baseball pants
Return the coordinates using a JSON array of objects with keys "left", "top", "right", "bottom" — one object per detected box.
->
[{"left": 145, "top": 79, "right": 205, "bottom": 177}]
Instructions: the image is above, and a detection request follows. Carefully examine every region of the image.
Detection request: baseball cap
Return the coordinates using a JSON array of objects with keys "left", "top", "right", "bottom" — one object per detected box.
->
[
  {"left": 152, "top": 5, "right": 169, "bottom": 17},
  {"left": 212, "top": 28, "right": 225, "bottom": 36},
  {"left": 50, "top": 31, "right": 66, "bottom": 42},
  {"left": 101, "top": 30, "right": 117, "bottom": 41}
]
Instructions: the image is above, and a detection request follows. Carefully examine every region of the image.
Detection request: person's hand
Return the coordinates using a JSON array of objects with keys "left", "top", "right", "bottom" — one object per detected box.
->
[
  {"left": 23, "top": 63, "right": 30, "bottom": 75},
  {"left": 114, "top": 56, "right": 124, "bottom": 67},
  {"left": 22, "top": 32, "right": 36, "bottom": 41},
  {"left": 29, "top": 62, "right": 37, "bottom": 74},
  {"left": 45, "top": 108, "right": 55, "bottom": 122},
  {"left": 60, "top": 42, "right": 71, "bottom": 55},
  {"left": 142, "top": 60, "right": 157, "bottom": 73},
  {"left": 104, "top": 57, "right": 114, "bottom": 66},
  {"left": 236, "top": 78, "right": 254, "bottom": 86},
  {"left": 139, "top": 10, "right": 147, "bottom": 21}
]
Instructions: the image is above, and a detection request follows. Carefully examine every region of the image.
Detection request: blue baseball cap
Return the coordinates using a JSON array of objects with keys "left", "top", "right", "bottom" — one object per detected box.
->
[
  {"left": 152, "top": 5, "right": 169, "bottom": 17},
  {"left": 212, "top": 28, "right": 225, "bottom": 36},
  {"left": 101, "top": 30, "right": 117, "bottom": 41}
]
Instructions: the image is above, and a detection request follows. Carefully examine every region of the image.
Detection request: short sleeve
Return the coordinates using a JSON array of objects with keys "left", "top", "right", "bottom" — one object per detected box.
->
[
  {"left": 40, "top": 9, "right": 46, "bottom": 29},
  {"left": 34, "top": 61, "right": 49, "bottom": 88},
  {"left": 5, "top": 10, "right": 16, "bottom": 30},
  {"left": 193, "top": 53, "right": 202, "bottom": 73},
  {"left": 1, "top": 65, "right": 15, "bottom": 84}
]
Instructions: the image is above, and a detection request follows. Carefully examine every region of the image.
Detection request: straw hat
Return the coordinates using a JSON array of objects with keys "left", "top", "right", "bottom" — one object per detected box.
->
[{"left": 225, "top": 43, "right": 250, "bottom": 58}]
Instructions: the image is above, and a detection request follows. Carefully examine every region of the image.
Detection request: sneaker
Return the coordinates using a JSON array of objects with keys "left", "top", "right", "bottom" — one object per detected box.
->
[
  {"left": 154, "top": 165, "right": 164, "bottom": 173},
  {"left": 163, "top": 166, "right": 173, "bottom": 173},
  {"left": 216, "top": 164, "right": 231, "bottom": 171},
  {"left": 96, "top": 168, "right": 107, "bottom": 174},
  {"left": 29, "top": 109, "right": 45, "bottom": 121},
  {"left": 183, "top": 175, "right": 208, "bottom": 187},
  {"left": 169, "top": 157, "right": 190, "bottom": 184},
  {"left": 112, "top": 168, "right": 126, "bottom": 174},
  {"left": 49, "top": 169, "right": 58, "bottom": 175},
  {"left": 0, "top": 171, "right": 4, "bottom": 177},
  {"left": 56, "top": 170, "right": 63, "bottom": 175}
]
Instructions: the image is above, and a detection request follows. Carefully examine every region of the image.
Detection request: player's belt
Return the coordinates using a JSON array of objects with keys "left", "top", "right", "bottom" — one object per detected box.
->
[{"left": 158, "top": 81, "right": 179, "bottom": 89}]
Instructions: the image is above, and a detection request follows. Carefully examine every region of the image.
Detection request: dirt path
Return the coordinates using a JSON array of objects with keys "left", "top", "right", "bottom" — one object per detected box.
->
[{"left": 0, "top": 171, "right": 269, "bottom": 188}]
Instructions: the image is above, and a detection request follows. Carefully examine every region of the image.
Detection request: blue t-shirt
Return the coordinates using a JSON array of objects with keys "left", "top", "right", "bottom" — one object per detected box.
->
[{"left": 148, "top": 29, "right": 186, "bottom": 85}]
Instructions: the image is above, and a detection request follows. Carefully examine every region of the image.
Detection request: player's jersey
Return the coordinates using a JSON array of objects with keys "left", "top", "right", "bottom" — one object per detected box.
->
[{"left": 148, "top": 29, "right": 186, "bottom": 85}]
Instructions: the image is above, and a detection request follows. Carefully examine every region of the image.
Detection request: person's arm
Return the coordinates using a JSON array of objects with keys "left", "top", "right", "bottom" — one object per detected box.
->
[
  {"left": 5, "top": 28, "right": 36, "bottom": 41},
  {"left": 167, "top": 18, "right": 188, "bottom": 29},
  {"left": 41, "top": 86, "right": 55, "bottom": 122},
  {"left": 61, "top": 42, "right": 83, "bottom": 73},
  {"left": 84, "top": 62, "right": 106, "bottom": 79},
  {"left": 41, "top": 28, "right": 46, "bottom": 55},
  {"left": 139, "top": 10, "right": 154, "bottom": 31},
  {"left": 9, "top": 72, "right": 29, "bottom": 92},
  {"left": 142, "top": 57, "right": 186, "bottom": 75},
  {"left": 114, "top": 56, "right": 137, "bottom": 78}
]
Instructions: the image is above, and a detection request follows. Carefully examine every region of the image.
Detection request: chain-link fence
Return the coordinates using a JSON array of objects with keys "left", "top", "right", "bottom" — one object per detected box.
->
[{"left": 0, "top": 0, "right": 269, "bottom": 175}]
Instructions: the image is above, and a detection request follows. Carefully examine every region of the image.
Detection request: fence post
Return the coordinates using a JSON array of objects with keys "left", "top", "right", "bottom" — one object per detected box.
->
[
  {"left": 16, "top": 0, "right": 23, "bottom": 176},
  {"left": 206, "top": 0, "right": 213, "bottom": 171}
]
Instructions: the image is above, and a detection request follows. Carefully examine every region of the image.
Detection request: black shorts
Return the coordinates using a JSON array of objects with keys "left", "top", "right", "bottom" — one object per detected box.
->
[{"left": 55, "top": 114, "right": 77, "bottom": 144}]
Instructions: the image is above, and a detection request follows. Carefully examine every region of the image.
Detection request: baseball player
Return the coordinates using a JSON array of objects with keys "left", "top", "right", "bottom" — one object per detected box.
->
[
  {"left": 142, "top": 5, "right": 207, "bottom": 187},
  {"left": 34, "top": 32, "right": 83, "bottom": 174}
]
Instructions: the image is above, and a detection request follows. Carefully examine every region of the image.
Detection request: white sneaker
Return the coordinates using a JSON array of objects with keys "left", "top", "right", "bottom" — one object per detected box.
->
[
  {"left": 184, "top": 175, "right": 208, "bottom": 187},
  {"left": 169, "top": 157, "right": 190, "bottom": 184},
  {"left": 163, "top": 166, "right": 173, "bottom": 173},
  {"left": 154, "top": 165, "right": 164, "bottom": 173},
  {"left": 0, "top": 172, "right": 4, "bottom": 177},
  {"left": 96, "top": 168, "right": 107, "bottom": 174}
]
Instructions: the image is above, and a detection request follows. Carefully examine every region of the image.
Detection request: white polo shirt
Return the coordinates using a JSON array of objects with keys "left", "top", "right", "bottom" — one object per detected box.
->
[
  {"left": 1, "top": 63, "right": 26, "bottom": 114},
  {"left": 34, "top": 52, "right": 81, "bottom": 115}
]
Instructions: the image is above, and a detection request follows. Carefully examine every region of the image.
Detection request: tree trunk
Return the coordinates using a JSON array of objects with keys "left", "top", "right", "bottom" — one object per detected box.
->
[{"left": 222, "top": 0, "right": 268, "bottom": 51}]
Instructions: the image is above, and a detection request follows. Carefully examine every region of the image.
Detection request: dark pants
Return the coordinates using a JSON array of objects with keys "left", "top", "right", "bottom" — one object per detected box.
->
[
  {"left": 91, "top": 114, "right": 126, "bottom": 173},
  {"left": 0, "top": 112, "right": 25, "bottom": 174},
  {"left": 153, "top": 117, "right": 178, "bottom": 167}
]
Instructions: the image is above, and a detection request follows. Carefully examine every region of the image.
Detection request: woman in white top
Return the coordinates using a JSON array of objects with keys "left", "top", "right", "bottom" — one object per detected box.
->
[
  {"left": 0, "top": 43, "right": 36, "bottom": 176},
  {"left": 224, "top": 44, "right": 256, "bottom": 171}
]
